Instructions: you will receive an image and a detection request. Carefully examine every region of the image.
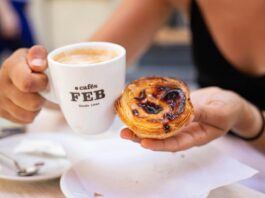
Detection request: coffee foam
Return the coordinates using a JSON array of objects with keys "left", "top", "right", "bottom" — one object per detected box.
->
[{"left": 53, "top": 48, "right": 118, "bottom": 65}]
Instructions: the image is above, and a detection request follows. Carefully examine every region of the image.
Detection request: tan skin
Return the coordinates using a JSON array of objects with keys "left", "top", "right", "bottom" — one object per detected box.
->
[{"left": 0, "top": 0, "right": 264, "bottom": 152}]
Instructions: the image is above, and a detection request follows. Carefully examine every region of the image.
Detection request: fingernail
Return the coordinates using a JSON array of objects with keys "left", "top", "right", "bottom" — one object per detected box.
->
[{"left": 31, "top": 59, "right": 45, "bottom": 67}]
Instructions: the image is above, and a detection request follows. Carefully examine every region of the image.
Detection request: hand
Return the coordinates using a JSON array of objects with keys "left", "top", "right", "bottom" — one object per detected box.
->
[
  {"left": 0, "top": 46, "right": 48, "bottom": 124},
  {"left": 121, "top": 87, "right": 256, "bottom": 152}
]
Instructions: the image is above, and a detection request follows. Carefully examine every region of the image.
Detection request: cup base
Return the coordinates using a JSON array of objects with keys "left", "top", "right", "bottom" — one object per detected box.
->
[{"left": 71, "top": 125, "right": 117, "bottom": 140}]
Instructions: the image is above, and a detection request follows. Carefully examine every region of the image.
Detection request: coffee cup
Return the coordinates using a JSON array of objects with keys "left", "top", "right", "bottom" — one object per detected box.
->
[{"left": 41, "top": 42, "right": 126, "bottom": 136}]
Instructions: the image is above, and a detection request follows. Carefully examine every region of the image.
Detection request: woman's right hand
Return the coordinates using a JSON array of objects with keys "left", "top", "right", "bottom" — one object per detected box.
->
[{"left": 0, "top": 46, "right": 49, "bottom": 124}]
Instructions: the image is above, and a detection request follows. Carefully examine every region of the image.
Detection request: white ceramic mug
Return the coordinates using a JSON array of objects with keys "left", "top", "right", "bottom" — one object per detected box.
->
[{"left": 41, "top": 42, "right": 126, "bottom": 136}]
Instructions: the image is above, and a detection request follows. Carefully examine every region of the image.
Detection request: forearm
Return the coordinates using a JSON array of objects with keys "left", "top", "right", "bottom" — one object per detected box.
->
[
  {"left": 232, "top": 98, "right": 264, "bottom": 139},
  {"left": 89, "top": 0, "right": 173, "bottom": 64}
]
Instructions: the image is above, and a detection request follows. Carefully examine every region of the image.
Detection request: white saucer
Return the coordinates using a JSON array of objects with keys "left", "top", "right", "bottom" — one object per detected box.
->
[
  {"left": 60, "top": 159, "right": 210, "bottom": 198},
  {"left": 0, "top": 134, "right": 70, "bottom": 182},
  {"left": 59, "top": 136, "right": 258, "bottom": 198},
  {"left": 60, "top": 166, "right": 88, "bottom": 198}
]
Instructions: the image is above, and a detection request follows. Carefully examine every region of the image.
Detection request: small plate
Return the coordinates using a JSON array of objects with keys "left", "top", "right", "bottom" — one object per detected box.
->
[
  {"left": 61, "top": 167, "right": 89, "bottom": 198},
  {"left": 0, "top": 134, "right": 70, "bottom": 182},
  {"left": 60, "top": 159, "right": 210, "bottom": 198}
]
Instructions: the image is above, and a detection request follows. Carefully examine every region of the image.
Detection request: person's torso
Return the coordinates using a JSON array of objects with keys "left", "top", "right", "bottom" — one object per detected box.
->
[
  {"left": 168, "top": 0, "right": 265, "bottom": 109},
  {"left": 170, "top": 0, "right": 265, "bottom": 76}
]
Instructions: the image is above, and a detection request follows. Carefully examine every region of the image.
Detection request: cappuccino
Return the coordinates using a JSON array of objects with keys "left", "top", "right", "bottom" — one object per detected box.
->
[
  {"left": 43, "top": 42, "right": 126, "bottom": 135},
  {"left": 53, "top": 48, "right": 118, "bottom": 65}
]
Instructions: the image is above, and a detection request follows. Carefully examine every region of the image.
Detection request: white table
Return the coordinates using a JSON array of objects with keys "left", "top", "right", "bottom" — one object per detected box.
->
[{"left": 0, "top": 109, "right": 264, "bottom": 198}]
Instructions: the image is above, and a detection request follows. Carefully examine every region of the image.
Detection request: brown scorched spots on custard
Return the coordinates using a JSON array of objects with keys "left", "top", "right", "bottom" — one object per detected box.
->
[
  {"left": 132, "top": 109, "right": 139, "bottom": 116},
  {"left": 138, "top": 101, "right": 163, "bottom": 114},
  {"left": 162, "top": 88, "right": 186, "bottom": 114},
  {"left": 133, "top": 86, "right": 186, "bottom": 133},
  {"left": 134, "top": 89, "right": 163, "bottom": 114},
  {"left": 134, "top": 90, "right": 147, "bottom": 101},
  {"left": 163, "top": 112, "right": 177, "bottom": 121},
  {"left": 153, "top": 86, "right": 186, "bottom": 133},
  {"left": 163, "top": 124, "right": 170, "bottom": 133}
]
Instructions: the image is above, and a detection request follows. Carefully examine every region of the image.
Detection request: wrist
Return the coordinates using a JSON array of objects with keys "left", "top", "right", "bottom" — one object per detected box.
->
[{"left": 232, "top": 100, "right": 263, "bottom": 138}]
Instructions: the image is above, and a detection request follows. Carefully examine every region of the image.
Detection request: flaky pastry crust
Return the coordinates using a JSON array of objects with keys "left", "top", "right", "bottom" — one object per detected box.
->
[{"left": 115, "top": 77, "right": 194, "bottom": 139}]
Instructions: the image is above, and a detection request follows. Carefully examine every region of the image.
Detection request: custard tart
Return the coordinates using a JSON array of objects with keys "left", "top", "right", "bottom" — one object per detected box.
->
[{"left": 115, "top": 77, "right": 194, "bottom": 139}]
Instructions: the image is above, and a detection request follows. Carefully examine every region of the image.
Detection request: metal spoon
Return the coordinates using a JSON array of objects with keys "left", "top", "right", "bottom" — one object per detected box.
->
[{"left": 0, "top": 152, "right": 44, "bottom": 176}]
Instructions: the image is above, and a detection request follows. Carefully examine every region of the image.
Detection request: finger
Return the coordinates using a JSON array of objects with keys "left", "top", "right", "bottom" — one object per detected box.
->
[
  {"left": 0, "top": 97, "right": 39, "bottom": 123},
  {"left": 191, "top": 89, "right": 238, "bottom": 131},
  {"left": 7, "top": 83, "right": 45, "bottom": 111},
  {"left": 141, "top": 122, "right": 224, "bottom": 152},
  {"left": 120, "top": 128, "right": 141, "bottom": 143},
  {"left": 0, "top": 108, "right": 31, "bottom": 124},
  {"left": 7, "top": 50, "right": 48, "bottom": 92},
  {"left": 26, "top": 45, "right": 48, "bottom": 72},
  {"left": 140, "top": 133, "right": 192, "bottom": 152},
  {"left": 180, "top": 122, "right": 224, "bottom": 146},
  {"left": 193, "top": 104, "right": 229, "bottom": 131}
]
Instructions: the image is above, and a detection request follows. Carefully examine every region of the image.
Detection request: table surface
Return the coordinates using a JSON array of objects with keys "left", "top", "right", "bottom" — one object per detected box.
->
[{"left": 0, "top": 109, "right": 264, "bottom": 198}]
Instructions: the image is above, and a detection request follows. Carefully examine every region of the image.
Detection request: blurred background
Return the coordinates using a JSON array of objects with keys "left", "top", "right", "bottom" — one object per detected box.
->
[{"left": 0, "top": 0, "right": 197, "bottom": 88}]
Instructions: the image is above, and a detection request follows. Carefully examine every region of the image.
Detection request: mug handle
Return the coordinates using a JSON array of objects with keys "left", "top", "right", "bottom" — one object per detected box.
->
[{"left": 39, "top": 68, "right": 59, "bottom": 104}]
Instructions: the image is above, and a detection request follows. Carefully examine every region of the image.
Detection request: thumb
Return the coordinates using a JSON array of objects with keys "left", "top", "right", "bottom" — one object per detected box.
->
[
  {"left": 193, "top": 102, "right": 230, "bottom": 131},
  {"left": 27, "top": 45, "right": 48, "bottom": 73}
]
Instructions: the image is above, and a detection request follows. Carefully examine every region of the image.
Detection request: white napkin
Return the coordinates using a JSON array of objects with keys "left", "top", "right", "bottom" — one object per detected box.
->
[
  {"left": 13, "top": 139, "right": 66, "bottom": 158},
  {"left": 60, "top": 135, "right": 258, "bottom": 198}
]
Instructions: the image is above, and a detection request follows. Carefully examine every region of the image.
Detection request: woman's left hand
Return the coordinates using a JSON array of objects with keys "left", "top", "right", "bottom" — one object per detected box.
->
[{"left": 120, "top": 87, "right": 262, "bottom": 152}]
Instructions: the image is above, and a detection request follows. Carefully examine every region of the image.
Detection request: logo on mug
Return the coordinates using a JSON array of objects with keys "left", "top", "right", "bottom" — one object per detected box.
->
[{"left": 70, "top": 84, "right": 105, "bottom": 107}]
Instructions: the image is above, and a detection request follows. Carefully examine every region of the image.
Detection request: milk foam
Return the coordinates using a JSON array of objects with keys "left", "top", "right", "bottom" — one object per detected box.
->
[{"left": 53, "top": 48, "right": 118, "bottom": 65}]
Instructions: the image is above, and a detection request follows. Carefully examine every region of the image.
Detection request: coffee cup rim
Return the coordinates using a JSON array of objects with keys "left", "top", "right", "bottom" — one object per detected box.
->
[{"left": 48, "top": 42, "right": 126, "bottom": 67}]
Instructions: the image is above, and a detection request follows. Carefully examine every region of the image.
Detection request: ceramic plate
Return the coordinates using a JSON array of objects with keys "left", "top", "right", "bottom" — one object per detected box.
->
[{"left": 0, "top": 134, "right": 70, "bottom": 182}]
